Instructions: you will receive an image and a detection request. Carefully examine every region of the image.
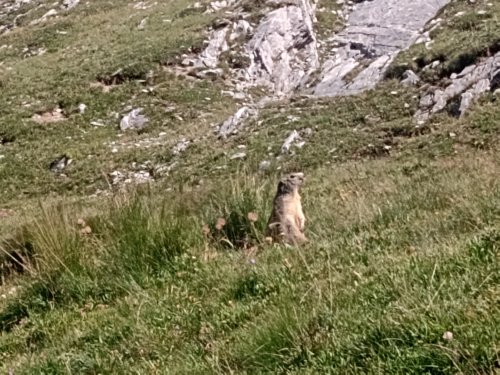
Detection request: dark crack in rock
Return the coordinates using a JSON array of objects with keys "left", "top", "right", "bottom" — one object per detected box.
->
[
  {"left": 313, "top": 0, "right": 451, "bottom": 97},
  {"left": 241, "top": 0, "right": 319, "bottom": 96},
  {"left": 415, "top": 52, "right": 500, "bottom": 122}
]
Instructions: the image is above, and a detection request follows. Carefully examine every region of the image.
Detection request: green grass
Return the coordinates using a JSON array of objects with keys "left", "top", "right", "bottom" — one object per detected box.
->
[
  {"left": 0, "top": 0, "right": 499, "bottom": 373},
  {"left": 1, "top": 152, "right": 499, "bottom": 373},
  {"left": 0, "top": 0, "right": 234, "bottom": 207}
]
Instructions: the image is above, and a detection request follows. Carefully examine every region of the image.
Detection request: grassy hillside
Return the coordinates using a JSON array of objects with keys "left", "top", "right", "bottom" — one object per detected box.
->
[{"left": 0, "top": 0, "right": 499, "bottom": 373}]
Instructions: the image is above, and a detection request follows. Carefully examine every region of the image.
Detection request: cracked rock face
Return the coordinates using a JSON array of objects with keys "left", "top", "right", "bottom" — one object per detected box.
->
[
  {"left": 415, "top": 52, "right": 500, "bottom": 122},
  {"left": 216, "top": 0, "right": 319, "bottom": 138},
  {"left": 1, "top": 0, "right": 81, "bottom": 33},
  {"left": 242, "top": 0, "right": 320, "bottom": 96},
  {"left": 313, "top": 0, "right": 451, "bottom": 97},
  {"left": 218, "top": 106, "right": 257, "bottom": 138},
  {"left": 194, "top": 28, "right": 229, "bottom": 69}
]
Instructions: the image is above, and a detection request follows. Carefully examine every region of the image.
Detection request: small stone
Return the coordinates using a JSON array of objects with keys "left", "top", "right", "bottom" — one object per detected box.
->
[
  {"left": 78, "top": 103, "right": 87, "bottom": 114},
  {"left": 233, "top": 92, "right": 246, "bottom": 100},
  {"left": 302, "top": 128, "right": 313, "bottom": 136},
  {"left": 138, "top": 18, "right": 147, "bottom": 30},
  {"left": 49, "top": 154, "right": 72, "bottom": 173},
  {"left": 172, "top": 139, "right": 190, "bottom": 155},
  {"left": 259, "top": 160, "right": 271, "bottom": 170},
  {"left": 401, "top": 70, "right": 420, "bottom": 86},
  {"left": 195, "top": 69, "right": 224, "bottom": 79},
  {"left": 230, "top": 152, "right": 246, "bottom": 160},
  {"left": 61, "top": 0, "right": 80, "bottom": 9},
  {"left": 120, "top": 108, "right": 149, "bottom": 131},
  {"left": 218, "top": 106, "right": 257, "bottom": 138},
  {"left": 281, "top": 130, "right": 303, "bottom": 154},
  {"left": 193, "top": 27, "right": 229, "bottom": 69},
  {"left": 442, "top": 331, "right": 453, "bottom": 341}
]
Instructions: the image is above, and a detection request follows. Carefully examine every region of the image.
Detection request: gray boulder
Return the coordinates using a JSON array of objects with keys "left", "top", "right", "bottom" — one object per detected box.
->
[
  {"left": 242, "top": 0, "right": 319, "bottom": 96},
  {"left": 120, "top": 108, "right": 149, "bottom": 131},
  {"left": 401, "top": 70, "right": 421, "bottom": 86},
  {"left": 218, "top": 106, "right": 257, "bottom": 138},
  {"left": 313, "top": 0, "right": 451, "bottom": 97},
  {"left": 415, "top": 51, "right": 500, "bottom": 121}
]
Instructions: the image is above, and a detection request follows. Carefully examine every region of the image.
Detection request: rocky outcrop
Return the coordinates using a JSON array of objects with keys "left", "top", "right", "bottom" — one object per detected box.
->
[
  {"left": 191, "top": 0, "right": 493, "bottom": 138},
  {"left": 196, "top": 0, "right": 319, "bottom": 96},
  {"left": 120, "top": 108, "right": 149, "bottom": 131},
  {"left": 241, "top": 0, "right": 319, "bottom": 96},
  {"left": 194, "top": 27, "right": 230, "bottom": 69},
  {"left": 215, "top": 0, "right": 320, "bottom": 137},
  {"left": 61, "top": 0, "right": 80, "bottom": 10},
  {"left": 313, "top": 0, "right": 451, "bottom": 97},
  {"left": 415, "top": 52, "right": 500, "bottom": 122},
  {"left": 401, "top": 70, "right": 420, "bottom": 86},
  {"left": 218, "top": 106, "right": 257, "bottom": 138}
]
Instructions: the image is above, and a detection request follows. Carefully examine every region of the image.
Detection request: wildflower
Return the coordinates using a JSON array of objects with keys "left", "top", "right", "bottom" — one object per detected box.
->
[
  {"left": 247, "top": 212, "right": 258, "bottom": 222},
  {"left": 215, "top": 217, "right": 226, "bottom": 230}
]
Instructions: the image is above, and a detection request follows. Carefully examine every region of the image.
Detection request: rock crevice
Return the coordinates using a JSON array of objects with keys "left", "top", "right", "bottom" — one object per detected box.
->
[
  {"left": 415, "top": 52, "right": 500, "bottom": 122},
  {"left": 313, "top": 0, "right": 451, "bottom": 97}
]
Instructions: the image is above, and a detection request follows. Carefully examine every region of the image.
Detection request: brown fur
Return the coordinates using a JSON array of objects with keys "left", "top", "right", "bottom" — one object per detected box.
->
[{"left": 266, "top": 172, "right": 307, "bottom": 246}]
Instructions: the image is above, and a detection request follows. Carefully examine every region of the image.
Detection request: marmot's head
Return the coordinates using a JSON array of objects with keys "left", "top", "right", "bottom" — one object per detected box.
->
[{"left": 277, "top": 172, "right": 304, "bottom": 194}]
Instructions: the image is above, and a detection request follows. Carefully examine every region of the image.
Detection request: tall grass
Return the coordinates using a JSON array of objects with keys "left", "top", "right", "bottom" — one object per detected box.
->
[
  {"left": 201, "top": 174, "right": 274, "bottom": 249},
  {"left": 0, "top": 192, "right": 201, "bottom": 331},
  {"left": 1, "top": 156, "right": 499, "bottom": 374}
]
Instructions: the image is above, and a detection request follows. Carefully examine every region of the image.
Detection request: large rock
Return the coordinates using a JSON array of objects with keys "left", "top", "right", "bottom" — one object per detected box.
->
[
  {"left": 313, "top": 0, "right": 451, "bottom": 97},
  {"left": 242, "top": 0, "right": 319, "bottom": 96},
  {"left": 120, "top": 108, "right": 149, "bottom": 131},
  {"left": 61, "top": 0, "right": 80, "bottom": 10},
  {"left": 218, "top": 106, "right": 257, "bottom": 138},
  {"left": 415, "top": 52, "right": 500, "bottom": 121},
  {"left": 194, "top": 28, "right": 229, "bottom": 69},
  {"left": 215, "top": 0, "right": 319, "bottom": 138},
  {"left": 401, "top": 70, "right": 421, "bottom": 86}
]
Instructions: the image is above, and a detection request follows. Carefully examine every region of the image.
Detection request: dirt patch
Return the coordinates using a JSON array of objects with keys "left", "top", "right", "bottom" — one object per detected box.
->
[
  {"left": 97, "top": 67, "right": 149, "bottom": 86},
  {"left": 89, "top": 80, "right": 117, "bottom": 93},
  {"left": 0, "top": 209, "right": 15, "bottom": 219},
  {"left": 31, "top": 107, "right": 66, "bottom": 124}
]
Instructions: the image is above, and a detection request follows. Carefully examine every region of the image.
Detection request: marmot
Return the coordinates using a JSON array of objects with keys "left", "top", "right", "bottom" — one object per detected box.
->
[{"left": 266, "top": 172, "right": 307, "bottom": 246}]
